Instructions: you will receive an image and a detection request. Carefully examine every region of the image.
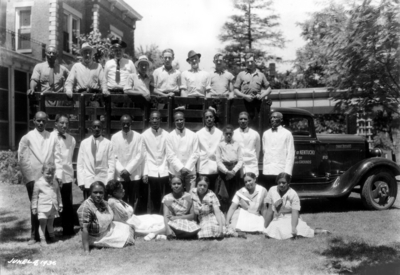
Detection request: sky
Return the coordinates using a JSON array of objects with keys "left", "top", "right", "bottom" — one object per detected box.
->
[{"left": 126, "top": 0, "right": 327, "bottom": 73}]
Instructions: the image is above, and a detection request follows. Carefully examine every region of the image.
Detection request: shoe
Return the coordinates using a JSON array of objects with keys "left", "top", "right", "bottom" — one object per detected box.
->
[
  {"left": 156, "top": 235, "right": 167, "bottom": 241},
  {"left": 28, "top": 239, "right": 37, "bottom": 245},
  {"left": 144, "top": 233, "right": 156, "bottom": 241},
  {"left": 49, "top": 236, "right": 59, "bottom": 243},
  {"left": 40, "top": 240, "right": 48, "bottom": 247}
]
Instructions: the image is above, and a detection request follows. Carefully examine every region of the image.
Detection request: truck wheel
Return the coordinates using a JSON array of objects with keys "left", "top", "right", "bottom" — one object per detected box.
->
[{"left": 361, "top": 168, "right": 398, "bottom": 210}]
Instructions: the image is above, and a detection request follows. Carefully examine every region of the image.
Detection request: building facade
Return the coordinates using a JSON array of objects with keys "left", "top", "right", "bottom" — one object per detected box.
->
[{"left": 0, "top": 0, "right": 142, "bottom": 150}]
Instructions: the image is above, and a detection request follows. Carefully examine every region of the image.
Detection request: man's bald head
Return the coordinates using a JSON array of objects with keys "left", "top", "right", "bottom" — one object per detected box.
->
[
  {"left": 120, "top": 114, "right": 133, "bottom": 122},
  {"left": 33, "top": 111, "right": 48, "bottom": 132},
  {"left": 35, "top": 111, "right": 48, "bottom": 121},
  {"left": 174, "top": 111, "right": 185, "bottom": 119},
  {"left": 271, "top": 112, "right": 283, "bottom": 119}
]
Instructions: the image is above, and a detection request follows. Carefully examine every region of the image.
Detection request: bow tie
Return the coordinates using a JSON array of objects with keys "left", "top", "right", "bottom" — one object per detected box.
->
[
  {"left": 271, "top": 127, "right": 278, "bottom": 132},
  {"left": 58, "top": 132, "right": 66, "bottom": 139}
]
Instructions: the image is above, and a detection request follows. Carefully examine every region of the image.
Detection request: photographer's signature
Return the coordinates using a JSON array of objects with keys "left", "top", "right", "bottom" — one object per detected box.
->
[{"left": 7, "top": 258, "right": 56, "bottom": 266}]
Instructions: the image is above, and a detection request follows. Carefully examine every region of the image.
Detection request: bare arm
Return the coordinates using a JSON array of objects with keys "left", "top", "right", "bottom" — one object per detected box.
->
[
  {"left": 263, "top": 203, "right": 274, "bottom": 228},
  {"left": 81, "top": 228, "right": 90, "bottom": 253},
  {"left": 225, "top": 202, "right": 238, "bottom": 226},
  {"left": 291, "top": 209, "right": 299, "bottom": 236}
]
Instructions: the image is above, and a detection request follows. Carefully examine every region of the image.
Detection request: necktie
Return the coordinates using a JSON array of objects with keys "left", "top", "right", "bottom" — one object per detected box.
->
[
  {"left": 49, "top": 66, "right": 54, "bottom": 89},
  {"left": 116, "top": 59, "right": 120, "bottom": 83},
  {"left": 58, "top": 132, "right": 66, "bottom": 139}
]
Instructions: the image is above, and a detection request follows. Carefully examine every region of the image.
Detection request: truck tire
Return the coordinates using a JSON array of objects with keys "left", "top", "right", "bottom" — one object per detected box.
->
[{"left": 361, "top": 168, "right": 398, "bottom": 210}]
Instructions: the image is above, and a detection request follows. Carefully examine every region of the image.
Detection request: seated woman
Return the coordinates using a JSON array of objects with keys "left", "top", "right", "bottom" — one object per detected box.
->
[
  {"left": 263, "top": 173, "right": 329, "bottom": 239},
  {"left": 190, "top": 176, "right": 224, "bottom": 239},
  {"left": 77, "top": 181, "right": 134, "bottom": 253},
  {"left": 162, "top": 176, "right": 200, "bottom": 239},
  {"left": 225, "top": 172, "right": 268, "bottom": 236},
  {"left": 106, "top": 180, "right": 166, "bottom": 240}
]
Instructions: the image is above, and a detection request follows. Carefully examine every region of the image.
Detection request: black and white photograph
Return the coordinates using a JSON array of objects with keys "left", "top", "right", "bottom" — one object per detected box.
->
[{"left": 0, "top": 0, "right": 399, "bottom": 274}]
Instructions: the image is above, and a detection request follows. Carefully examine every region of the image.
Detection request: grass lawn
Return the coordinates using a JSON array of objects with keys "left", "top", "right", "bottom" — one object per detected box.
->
[{"left": 1, "top": 181, "right": 400, "bottom": 275}]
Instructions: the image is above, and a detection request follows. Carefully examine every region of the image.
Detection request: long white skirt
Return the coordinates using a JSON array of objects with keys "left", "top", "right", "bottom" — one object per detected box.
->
[
  {"left": 264, "top": 214, "right": 314, "bottom": 240},
  {"left": 90, "top": 221, "right": 135, "bottom": 248},
  {"left": 232, "top": 208, "right": 265, "bottom": 233},
  {"left": 127, "top": 214, "right": 165, "bottom": 235}
]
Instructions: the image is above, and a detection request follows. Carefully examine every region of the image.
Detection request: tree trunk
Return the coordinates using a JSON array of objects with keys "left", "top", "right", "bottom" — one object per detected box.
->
[{"left": 248, "top": 3, "right": 252, "bottom": 49}]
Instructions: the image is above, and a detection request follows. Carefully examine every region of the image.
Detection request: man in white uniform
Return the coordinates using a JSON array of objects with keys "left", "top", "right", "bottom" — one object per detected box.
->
[
  {"left": 262, "top": 112, "right": 295, "bottom": 189},
  {"left": 18, "top": 111, "right": 56, "bottom": 244},
  {"left": 166, "top": 112, "right": 199, "bottom": 191},
  {"left": 111, "top": 115, "right": 146, "bottom": 213},
  {"left": 52, "top": 114, "right": 76, "bottom": 236},
  {"left": 196, "top": 109, "right": 223, "bottom": 192},
  {"left": 77, "top": 120, "right": 115, "bottom": 199},
  {"left": 233, "top": 112, "right": 261, "bottom": 177},
  {"left": 142, "top": 111, "right": 169, "bottom": 213}
]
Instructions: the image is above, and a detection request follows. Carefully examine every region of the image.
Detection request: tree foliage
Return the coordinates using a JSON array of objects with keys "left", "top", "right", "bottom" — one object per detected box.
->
[
  {"left": 135, "top": 44, "right": 164, "bottom": 74},
  {"left": 297, "top": 0, "right": 400, "bottom": 114},
  {"left": 219, "top": 0, "right": 285, "bottom": 62}
]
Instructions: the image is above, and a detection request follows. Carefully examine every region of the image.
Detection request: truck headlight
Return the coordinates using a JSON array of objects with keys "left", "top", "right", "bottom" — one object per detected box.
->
[{"left": 370, "top": 148, "right": 382, "bottom": 157}]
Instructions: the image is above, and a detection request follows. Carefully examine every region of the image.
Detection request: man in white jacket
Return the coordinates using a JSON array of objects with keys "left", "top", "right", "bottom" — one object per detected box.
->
[
  {"left": 262, "top": 112, "right": 295, "bottom": 189},
  {"left": 142, "top": 111, "right": 169, "bottom": 213},
  {"left": 77, "top": 120, "right": 114, "bottom": 199},
  {"left": 111, "top": 115, "right": 146, "bottom": 212},
  {"left": 52, "top": 114, "right": 76, "bottom": 236},
  {"left": 166, "top": 112, "right": 199, "bottom": 191},
  {"left": 18, "top": 111, "right": 56, "bottom": 245}
]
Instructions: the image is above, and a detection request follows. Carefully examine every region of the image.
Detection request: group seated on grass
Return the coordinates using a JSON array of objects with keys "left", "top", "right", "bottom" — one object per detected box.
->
[{"left": 76, "top": 172, "right": 330, "bottom": 252}]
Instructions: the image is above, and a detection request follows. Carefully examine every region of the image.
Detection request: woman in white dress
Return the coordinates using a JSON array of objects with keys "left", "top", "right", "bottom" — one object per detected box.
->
[
  {"left": 77, "top": 181, "right": 135, "bottom": 253},
  {"left": 225, "top": 172, "right": 268, "bottom": 237},
  {"left": 106, "top": 180, "right": 166, "bottom": 241},
  {"left": 263, "top": 173, "right": 329, "bottom": 240}
]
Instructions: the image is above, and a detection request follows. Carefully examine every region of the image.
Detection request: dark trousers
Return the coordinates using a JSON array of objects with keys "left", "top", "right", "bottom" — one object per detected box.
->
[
  {"left": 198, "top": 174, "right": 219, "bottom": 194},
  {"left": 259, "top": 174, "right": 277, "bottom": 191},
  {"left": 121, "top": 179, "right": 147, "bottom": 214},
  {"left": 148, "top": 176, "right": 169, "bottom": 214},
  {"left": 26, "top": 181, "right": 40, "bottom": 241},
  {"left": 60, "top": 182, "right": 75, "bottom": 236},
  {"left": 243, "top": 99, "right": 262, "bottom": 121}
]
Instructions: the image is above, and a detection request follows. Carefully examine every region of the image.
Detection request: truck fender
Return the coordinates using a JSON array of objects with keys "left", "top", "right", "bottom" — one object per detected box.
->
[{"left": 331, "top": 157, "right": 400, "bottom": 196}]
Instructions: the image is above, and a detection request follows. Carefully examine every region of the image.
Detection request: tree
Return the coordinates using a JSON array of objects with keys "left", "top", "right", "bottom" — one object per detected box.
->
[
  {"left": 219, "top": 0, "right": 285, "bottom": 61},
  {"left": 297, "top": 0, "right": 399, "bottom": 114},
  {"left": 135, "top": 44, "right": 163, "bottom": 74}
]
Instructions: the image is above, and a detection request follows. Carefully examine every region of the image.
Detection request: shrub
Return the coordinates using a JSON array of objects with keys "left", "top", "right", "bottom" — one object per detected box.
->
[{"left": 0, "top": 150, "right": 22, "bottom": 184}]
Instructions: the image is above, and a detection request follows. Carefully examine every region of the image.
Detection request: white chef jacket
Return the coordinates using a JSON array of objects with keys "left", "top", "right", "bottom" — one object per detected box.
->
[
  {"left": 233, "top": 127, "right": 261, "bottom": 176},
  {"left": 196, "top": 126, "right": 223, "bottom": 175},
  {"left": 262, "top": 126, "right": 295, "bottom": 175},
  {"left": 77, "top": 135, "right": 115, "bottom": 188},
  {"left": 52, "top": 130, "right": 76, "bottom": 183},
  {"left": 111, "top": 130, "right": 145, "bottom": 181},
  {"left": 142, "top": 127, "right": 169, "bottom": 178},
  {"left": 18, "top": 129, "right": 55, "bottom": 184},
  {"left": 166, "top": 128, "right": 199, "bottom": 176}
]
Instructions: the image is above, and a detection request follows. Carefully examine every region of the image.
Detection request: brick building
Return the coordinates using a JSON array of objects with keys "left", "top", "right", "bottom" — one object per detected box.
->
[{"left": 0, "top": 0, "right": 142, "bottom": 150}]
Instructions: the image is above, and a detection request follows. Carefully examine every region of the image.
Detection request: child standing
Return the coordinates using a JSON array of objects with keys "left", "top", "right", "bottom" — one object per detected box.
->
[{"left": 31, "top": 163, "right": 63, "bottom": 246}]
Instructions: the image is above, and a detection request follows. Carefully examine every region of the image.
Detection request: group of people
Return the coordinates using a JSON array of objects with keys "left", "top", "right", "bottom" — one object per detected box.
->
[
  {"left": 28, "top": 38, "right": 271, "bottom": 122},
  {"left": 19, "top": 103, "right": 330, "bottom": 252}
]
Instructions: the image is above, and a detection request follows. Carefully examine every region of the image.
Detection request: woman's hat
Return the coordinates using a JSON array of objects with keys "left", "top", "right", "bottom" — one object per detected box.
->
[
  {"left": 135, "top": 55, "right": 152, "bottom": 67},
  {"left": 111, "top": 39, "right": 127, "bottom": 49},
  {"left": 186, "top": 50, "right": 201, "bottom": 62}
]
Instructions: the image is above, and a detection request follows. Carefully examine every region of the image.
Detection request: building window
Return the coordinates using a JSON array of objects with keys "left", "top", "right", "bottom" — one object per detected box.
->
[
  {"left": 110, "top": 25, "right": 123, "bottom": 40},
  {"left": 62, "top": 3, "right": 82, "bottom": 54},
  {"left": 15, "top": 7, "right": 32, "bottom": 51}
]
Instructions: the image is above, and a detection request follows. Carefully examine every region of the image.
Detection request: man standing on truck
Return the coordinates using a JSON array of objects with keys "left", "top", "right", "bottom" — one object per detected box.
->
[
  {"left": 18, "top": 111, "right": 56, "bottom": 245},
  {"left": 210, "top": 53, "right": 235, "bottom": 99},
  {"left": 111, "top": 115, "right": 146, "bottom": 213},
  {"left": 153, "top": 49, "right": 181, "bottom": 97},
  {"left": 102, "top": 39, "right": 136, "bottom": 95},
  {"left": 233, "top": 112, "right": 261, "bottom": 177},
  {"left": 77, "top": 120, "right": 115, "bottom": 199},
  {"left": 233, "top": 53, "right": 271, "bottom": 120},
  {"left": 51, "top": 114, "right": 76, "bottom": 236},
  {"left": 262, "top": 112, "right": 295, "bottom": 189},
  {"left": 64, "top": 43, "right": 104, "bottom": 98},
  {"left": 28, "top": 45, "right": 69, "bottom": 107}
]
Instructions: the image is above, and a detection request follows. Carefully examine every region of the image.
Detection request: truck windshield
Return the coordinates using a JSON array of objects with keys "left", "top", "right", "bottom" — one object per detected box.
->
[{"left": 283, "top": 115, "right": 311, "bottom": 137}]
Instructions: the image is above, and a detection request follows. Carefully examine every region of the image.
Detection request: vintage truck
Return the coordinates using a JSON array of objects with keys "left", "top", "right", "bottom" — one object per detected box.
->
[{"left": 31, "top": 93, "right": 399, "bottom": 210}]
